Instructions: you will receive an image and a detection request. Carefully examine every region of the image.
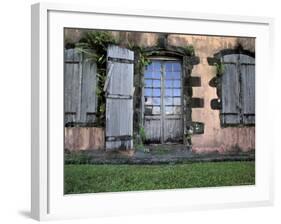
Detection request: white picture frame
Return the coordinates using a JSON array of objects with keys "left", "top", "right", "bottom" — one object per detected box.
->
[{"left": 31, "top": 2, "right": 274, "bottom": 221}]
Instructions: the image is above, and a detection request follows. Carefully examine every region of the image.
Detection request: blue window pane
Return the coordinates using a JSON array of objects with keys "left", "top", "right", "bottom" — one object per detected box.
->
[
  {"left": 144, "top": 79, "right": 152, "bottom": 87},
  {"left": 153, "top": 72, "right": 161, "bottom": 79},
  {"left": 145, "top": 64, "right": 153, "bottom": 71},
  {"left": 144, "top": 88, "right": 152, "bottom": 96},
  {"left": 165, "top": 89, "right": 173, "bottom": 96},
  {"left": 153, "top": 98, "right": 160, "bottom": 105},
  {"left": 174, "top": 89, "right": 181, "bottom": 96},
  {"left": 174, "top": 97, "right": 181, "bottom": 105},
  {"left": 165, "top": 62, "right": 173, "bottom": 72},
  {"left": 165, "top": 98, "right": 173, "bottom": 106},
  {"left": 173, "top": 63, "right": 181, "bottom": 72},
  {"left": 144, "top": 72, "right": 152, "bottom": 78},
  {"left": 173, "top": 72, "right": 181, "bottom": 79},
  {"left": 165, "top": 106, "right": 173, "bottom": 114},
  {"left": 153, "top": 62, "right": 161, "bottom": 71},
  {"left": 153, "top": 89, "right": 161, "bottom": 96},
  {"left": 174, "top": 80, "right": 181, "bottom": 88},
  {"left": 165, "top": 80, "right": 173, "bottom": 88},
  {"left": 153, "top": 80, "right": 161, "bottom": 87},
  {"left": 165, "top": 72, "right": 173, "bottom": 79},
  {"left": 153, "top": 106, "right": 160, "bottom": 114}
]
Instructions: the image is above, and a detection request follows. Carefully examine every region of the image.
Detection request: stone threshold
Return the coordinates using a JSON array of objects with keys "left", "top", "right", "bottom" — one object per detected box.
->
[{"left": 65, "top": 145, "right": 255, "bottom": 165}]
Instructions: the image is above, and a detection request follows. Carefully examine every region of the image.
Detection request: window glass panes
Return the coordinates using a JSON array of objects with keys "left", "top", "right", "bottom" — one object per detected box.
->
[
  {"left": 153, "top": 106, "right": 160, "bottom": 114},
  {"left": 165, "top": 80, "right": 173, "bottom": 88},
  {"left": 145, "top": 79, "right": 152, "bottom": 87},
  {"left": 174, "top": 80, "right": 181, "bottom": 88},
  {"left": 166, "top": 72, "right": 173, "bottom": 79},
  {"left": 174, "top": 97, "right": 181, "bottom": 105},
  {"left": 144, "top": 60, "right": 182, "bottom": 116},
  {"left": 144, "top": 72, "right": 152, "bottom": 78},
  {"left": 165, "top": 98, "right": 173, "bottom": 106},
  {"left": 174, "top": 89, "right": 180, "bottom": 96},
  {"left": 153, "top": 89, "right": 161, "bottom": 96},
  {"left": 165, "top": 106, "right": 173, "bottom": 114},
  {"left": 144, "top": 88, "right": 152, "bottom": 96},
  {"left": 153, "top": 98, "right": 160, "bottom": 105},
  {"left": 153, "top": 72, "right": 161, "bottom": 79},
  {"left": 165, "top": 89, "right": 173, "bottom": 96},
  {"left": 173, "top": 72, "right": 181, "bottom": 79},
  {"left": 164, "top": 106, "right": 182, "bottom": 115},
  {"left": 153, "top": 62, "right": 161, "bottom": 71},
  {"left": 165, "top": 62, "right": 173, "bottom": 72},
  {"left": 152, "top": 71, "right": 161, "bottom": 79},
  {"left": 146, "top": 64, "right": 153, "bottom": 71},
  {"left": 153, "top": 80, "right": 161, "bottom": 87},
  {"left": 173, "top": 63, "right": 181, "bottom": 72}
]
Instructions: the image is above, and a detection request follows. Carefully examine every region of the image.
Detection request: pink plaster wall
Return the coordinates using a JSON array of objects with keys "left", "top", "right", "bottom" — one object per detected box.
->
[
  {"left": 65, "top": 127, "right": 104, "bottom": 151},
  {"left": 168, "top": 35, "right": 255, "bottom": 153}
]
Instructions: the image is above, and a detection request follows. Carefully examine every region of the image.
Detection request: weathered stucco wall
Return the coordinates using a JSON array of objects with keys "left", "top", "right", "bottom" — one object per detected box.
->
[
  {"left": 65, "top": 127, "right": 104, "bottom": 151},
  {"left": 121, "top": 33, "right": 255, "bottom": 152},
  {"left": 65, "top": 29, "right": 255, "bottom": 152},
  {"left": 169, "top": 35, "right": 255, "bottom": 152}
]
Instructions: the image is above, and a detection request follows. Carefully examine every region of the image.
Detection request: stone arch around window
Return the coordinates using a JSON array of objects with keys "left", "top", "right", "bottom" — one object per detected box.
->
[
  {"left": 132, "top": 39, "right": 201, "bottom": 146},
  {"left": 207, "top": 48, "right": 255, "bottom": 127}
]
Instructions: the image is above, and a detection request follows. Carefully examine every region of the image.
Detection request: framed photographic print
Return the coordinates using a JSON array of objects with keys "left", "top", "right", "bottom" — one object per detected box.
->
[{"left": 31, "top": 2, "right": 274, "bottom": 221}]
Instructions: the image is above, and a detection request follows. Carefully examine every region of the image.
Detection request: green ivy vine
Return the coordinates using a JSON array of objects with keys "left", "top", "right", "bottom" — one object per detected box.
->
[
  {"left": 75, "top": 31, "right": 152, "bottom": 127},
  {"left": 214, "top": 62, "right": 225, "bottom": 77}
]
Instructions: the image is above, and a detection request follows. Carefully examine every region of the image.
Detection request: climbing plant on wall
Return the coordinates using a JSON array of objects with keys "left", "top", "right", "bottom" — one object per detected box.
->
[
  {"left": 75, "top": 31, "right": 152, "bottom": 127},
  {"left": 76, "top": 31, "right": 117, "bottom": 127}
]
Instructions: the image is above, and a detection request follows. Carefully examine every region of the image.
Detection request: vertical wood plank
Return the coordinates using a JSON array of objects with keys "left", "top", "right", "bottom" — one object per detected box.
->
[
  {"left": 64, "top": 49, "right": 80, "bottom": 124},
  {"left": 144, "top": 117, "right": 161, "bottom": 143},
  {"left": 240, "top": 54, "right": 255, "bottom": 124},
  {"left": 164, "top": 117, "right": 183, "bottom": 142},
  {"left": 105, "top": 45, "right": 134, "bottom": 150},
  {"left": 80, "top": 60, "right": 97, "bottom": 123},
  {"left": 221, "top": 54, "right": 240, "bottom": 124}
]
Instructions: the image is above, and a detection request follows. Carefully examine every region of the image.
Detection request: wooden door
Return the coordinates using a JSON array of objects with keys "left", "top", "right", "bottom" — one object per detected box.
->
[{"left": 143, "top": 60, "right": 183, "bottom": 143}]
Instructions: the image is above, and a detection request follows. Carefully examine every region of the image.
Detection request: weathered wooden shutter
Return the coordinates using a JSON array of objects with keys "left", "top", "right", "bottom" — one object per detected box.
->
[
  {"left": 80, "top": 59, "right": 97, "bottom": 123},
  {"left": 221, "top": 54, "right": 240, "bottom": 124},
  {"left": 240, "top": 54, "right": 255, "bottom": 124},
  {"left": 64, "top": 48, "right": 81, "bottom": 124},
  {"left": 64, "top": 48, "right": 97, "bottom": 125},
  {"left": 105, "top": 45, "right": 134, "bottom": 150}
]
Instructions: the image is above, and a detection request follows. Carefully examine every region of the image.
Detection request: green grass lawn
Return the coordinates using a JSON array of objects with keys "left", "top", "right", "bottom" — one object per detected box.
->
[{"left": 64, "top": 161, "right": 255, "bottom": 194}]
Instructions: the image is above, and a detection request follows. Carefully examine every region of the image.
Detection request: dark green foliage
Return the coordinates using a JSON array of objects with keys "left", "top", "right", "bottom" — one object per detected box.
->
[
  {"left": 127, "top": 44, "right": 151, "bottom": 74},
  {"left": 133, "top": 125, "right": 148, "bottom": 152},
  {"left": 139, "top": 125, "right": 146, "bottom": 143},
  {"left": 64, "top": 161, "right": 255, "bottom": 194},
  {"left": 77, "top": 31, "right": 117, "bottom": 63},
  {"left": 183, "top": 45, "right": 195, "bottom": 56},
  {"left": 214, "top": 62, "right": 225, "bottom": 77}
]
